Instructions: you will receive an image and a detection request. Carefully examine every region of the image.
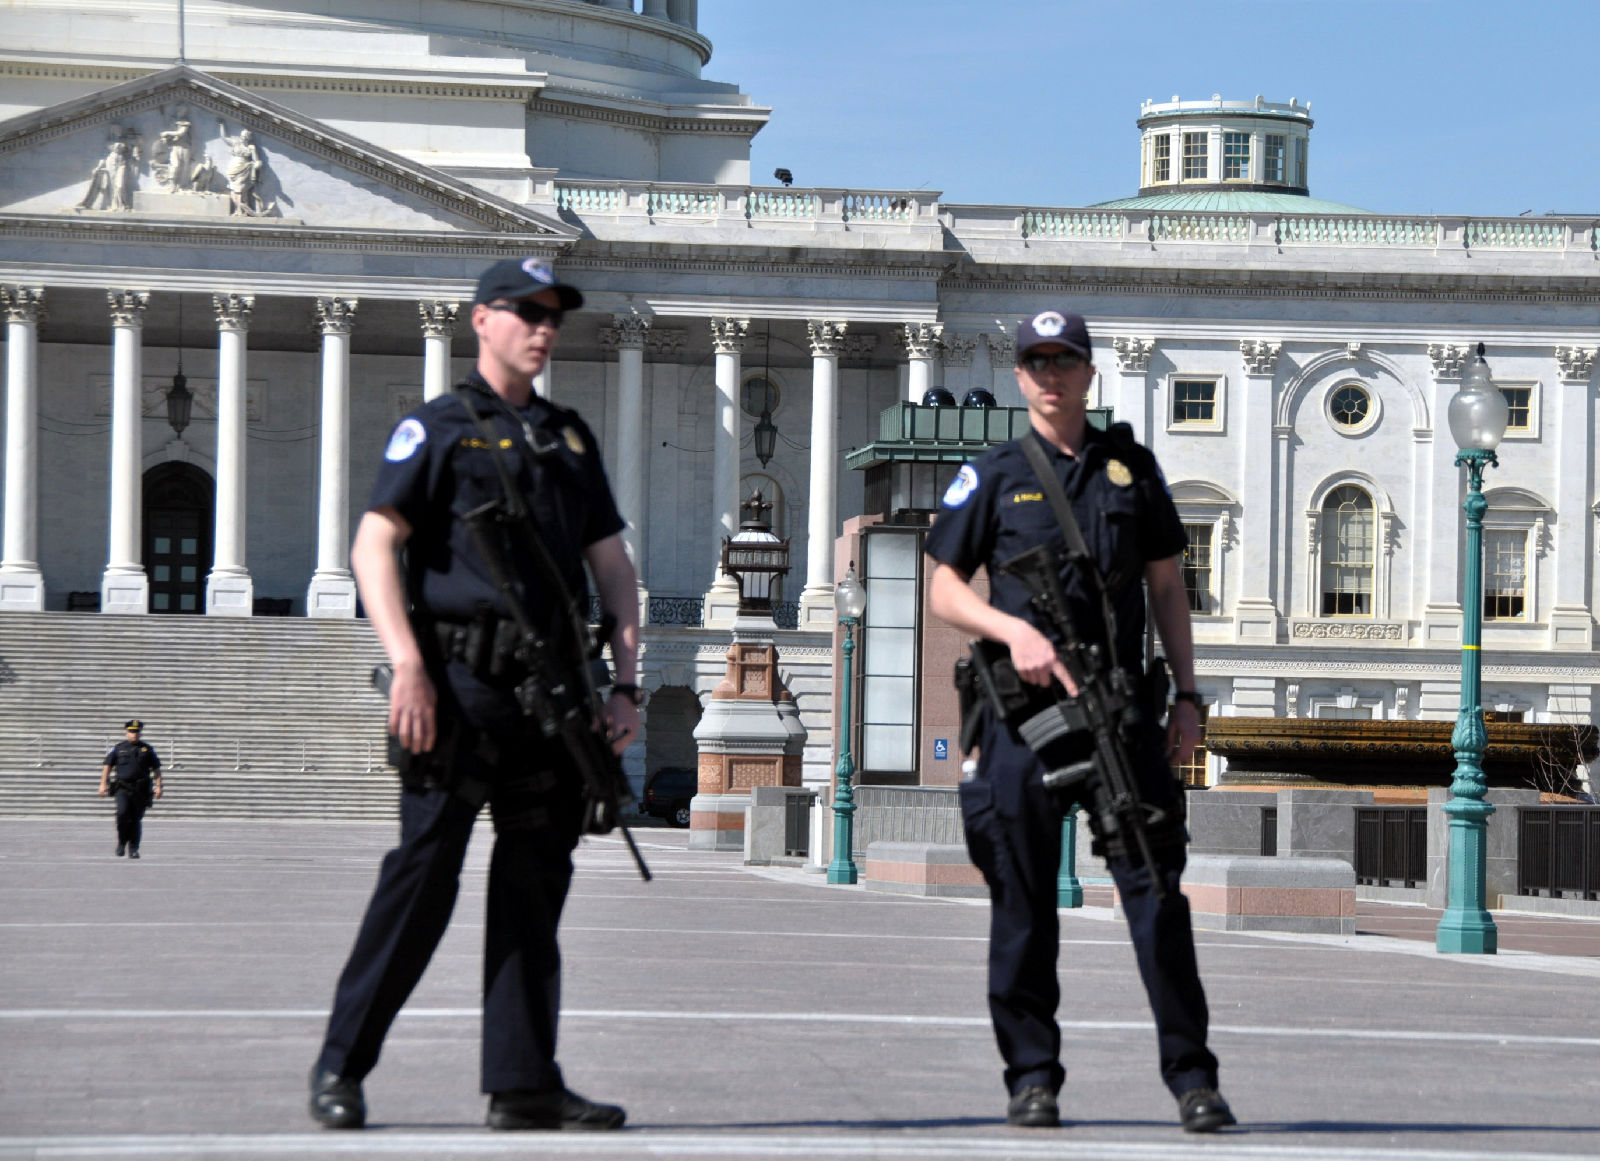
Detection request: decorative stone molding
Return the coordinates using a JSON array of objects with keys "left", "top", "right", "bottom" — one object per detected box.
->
[
  {"left": 1290, "top": 620, "right": 1406, "bottom": 642},
  {"left": 1345, "top": 342, "right": 1362, "bottom": 361},
  {"left": 1534, "top": 516, "right": 1549, "bottom": 558},
  {"left": 212, "top": 293, "right": 254, "bottom": 332},
  {"left": 600, "top": 314, "right": 651, "bottom": 351},
  {"left": 1239, "top": 338, "right": 1282, "bottom": 376},
  {"left": 710, "top": 316, "right": 750, "bottom": 354},
  {"left": 940, "top": 333, "right": 978, "bottom": 368},
  {"left": 645, "top": 328, "right": 687, "bottom": 357},
  {"left": 986, "top": 332, "right": 1014, "bottom": 368},
  {"left": 314, "top": 296, "right": 358, "bottom": 335},
  {"left": 106, "top": 289, "right": 149, "bottom": 327},
  {"left": 1426, "top": 342, "right": 1469, "bottom": 380},
  {"left": 841, "top": 333, "right": 880, "bottom": 363},
  {"left": 417, "top": 300, "right": 458, "bottom": 338},
  {"left": 1285, "top": 682, "right": 1300, "bottom": 718},
  {"left": 1554, "top": 346, "right": 1597, "bottom": 383},
  {"left": 1112, "top": 335, "right": 1155, "bottom": 373},
  {"left": 806, "top": 319, "right": 848, "bottom": 357},
  {"left": 1394, "top": 685, "right": 1410, "bottom": 720},
  {"left": 899, "top": 321, "right": 943, "bottom": 359},
  {"left": 0, "top": 285, "right": 45, "bottom": 323}
]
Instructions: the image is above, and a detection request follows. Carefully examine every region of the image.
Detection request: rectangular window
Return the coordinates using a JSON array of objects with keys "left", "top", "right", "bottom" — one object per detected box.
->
[
  {"left": 1152, "top": 135, "right": 1171, "bottom": 183},
  {"left": 1223, "top": 132, "right": 1250, "bottom": 180},
  {"left": 1484, "top": 529, "right": 1527, "bottom": 620},
  {"left": 1313, "top": 704, "right": 1376, "bottom": 720},
  {"left": 1320, "top": 490, "right": 1374, "bottom": 616},
  {"left": 1500, "top": 385, "right": 1532, "bottom": 432},
  {"left": 1182, "top": 132, "right": 1208, "bottom": 180},
  {"left": 1292, "top": 137, "right": 1308, "bottom": 187},
  {"left": 1182, "top": 523, "right": 1213, "bottom": 613},
  {"left": 1264, "top": 135, "right": 1285, "bottom": 182},
  {"left": 1171, "top": 379, "right": 1217, "bottom": 425}
]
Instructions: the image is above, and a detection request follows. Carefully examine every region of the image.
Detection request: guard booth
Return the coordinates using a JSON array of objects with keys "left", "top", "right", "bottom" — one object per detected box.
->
[{"left": 835, "top": 400, "right": 1112, "bottom": 788}]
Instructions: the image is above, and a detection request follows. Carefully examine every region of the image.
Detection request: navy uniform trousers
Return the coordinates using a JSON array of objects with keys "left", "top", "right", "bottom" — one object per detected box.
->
[
  {"left": 113, "top": 782, "right": 152, "bottom": 849},
  {"left": 959, "top": 712, "right": 1218, "bottom": 1099},
  {"left": 315, "top": 699, "right": 584, "bottom": 1095}
]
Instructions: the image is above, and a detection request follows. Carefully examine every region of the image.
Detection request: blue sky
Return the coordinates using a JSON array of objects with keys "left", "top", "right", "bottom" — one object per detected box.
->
[{"left": 699, "top": 0, "right": 1598, "bottom": 217}]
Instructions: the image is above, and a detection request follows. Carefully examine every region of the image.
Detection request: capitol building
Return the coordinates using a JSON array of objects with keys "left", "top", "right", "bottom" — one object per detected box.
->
[{"left": 0, "top": 0, "right": 1595, "bottom": 799}]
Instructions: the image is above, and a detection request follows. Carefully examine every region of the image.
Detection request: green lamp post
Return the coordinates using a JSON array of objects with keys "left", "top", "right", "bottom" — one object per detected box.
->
[
  {"left": 1436, "top": 343, "right": 1508, "bottom": 955},
  {"left": 828, "top": 563, "right": 866, "bottom": 884}
]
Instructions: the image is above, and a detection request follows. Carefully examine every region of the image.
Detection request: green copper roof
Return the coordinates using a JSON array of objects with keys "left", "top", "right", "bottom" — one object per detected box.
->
[{"left": 1091, "top": 191, "right": 1372, "bottom": 214}]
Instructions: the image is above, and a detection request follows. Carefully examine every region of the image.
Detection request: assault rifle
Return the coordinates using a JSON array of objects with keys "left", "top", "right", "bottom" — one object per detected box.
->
[
  {"left": 454, "top": 386, "right": 650, "bottom": 881},
  {"left": 964, "top": 541, "right": 1169, "bottom": 898}
]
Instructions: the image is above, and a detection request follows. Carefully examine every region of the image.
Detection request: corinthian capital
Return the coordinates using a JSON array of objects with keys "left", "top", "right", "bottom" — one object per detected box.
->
[
  {"left": 807, "top": 319, "right": 848, "bottom": 357},
  {"left": 418, "top": 299, "right": 459, "bottom": 339},
  {"left": 315, "top": 296, "right": 359, "bottom": 335},
  {"left": 710, "top": 317, "right": 750, "bottom": 354},
  {"left": 1, "top": 285, "right": 45, "bottom": 324},
  {"left": 1426, "top": 342, "right": 1469, "bottom": 380},
  {"left": 107, "top": 290, "right": 150, "bottom": 328},
  {"left": 986, "top": 332, "right": 1014, "bottom": 368},
  {"left": 605, "top": 314, "right": 650, "bottom": 351},
  {"left": 941, "top": 333, "right": 978, "bottom": 369},
  {"left": 1239, "top": 338, "right": 1282, "bottom": 377},
  {"left": 1555, "top": 346, "right": 1597, "bottom": 383},
  {"left": 213, "top": 293, "right": 255, "bottom": 333},
  {"left": 1112, "top": 335, "right": 1155, "bottom": 373},
  {"left": 900, "top": 321, "right": 943, "bottom": 360}
]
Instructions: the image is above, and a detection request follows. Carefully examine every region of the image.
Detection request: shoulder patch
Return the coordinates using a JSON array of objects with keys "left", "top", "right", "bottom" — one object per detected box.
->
[
  {"left": 942, "top": 464, "right": 980, "bottom": 508},
  {"left": 384, "top": 418, "right": 427, "bottom": 463}
]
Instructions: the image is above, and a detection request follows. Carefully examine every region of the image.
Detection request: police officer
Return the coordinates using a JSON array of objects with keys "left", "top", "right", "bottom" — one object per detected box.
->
[
  {"left": 97, "top": 719, "right": 162, "bottom": 858},
  {"left": 309, "top": 258, "right": 642, "bottom": 1133},
  {"left": 925, "top": 309, "right": 1234, "bottom": 1133}
]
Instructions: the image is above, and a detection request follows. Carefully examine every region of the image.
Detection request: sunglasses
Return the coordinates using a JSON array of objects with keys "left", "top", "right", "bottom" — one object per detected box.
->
[
  {"left": 1020, "top": 351, "right": 1085, "bottom": 374},
  {"left": 487, "top": 300, "right": 564, "bottom": 328}
]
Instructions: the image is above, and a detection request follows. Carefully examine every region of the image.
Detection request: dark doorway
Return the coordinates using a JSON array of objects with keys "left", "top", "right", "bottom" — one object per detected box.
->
[{"left": 143, "top": 463, "right": 214, "bottom": 614}]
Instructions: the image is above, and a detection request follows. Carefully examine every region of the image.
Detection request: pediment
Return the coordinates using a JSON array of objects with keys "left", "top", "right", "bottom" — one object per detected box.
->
[{"left": 0, "top": 66, "right": 574, "bottom": 239}]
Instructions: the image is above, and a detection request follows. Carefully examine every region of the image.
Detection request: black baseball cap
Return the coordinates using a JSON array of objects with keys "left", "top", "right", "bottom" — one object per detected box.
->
[
  {"left": 1015, "top": 308, "right": 1092, "bottom": 362},
  {"left": 473, "top": 258, "right": 584, "bottom": 310}
]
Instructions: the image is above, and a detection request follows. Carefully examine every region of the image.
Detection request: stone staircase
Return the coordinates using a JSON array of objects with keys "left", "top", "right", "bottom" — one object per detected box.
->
[{"left": 0, "top": 613, "right": 397, "bottom": 820}]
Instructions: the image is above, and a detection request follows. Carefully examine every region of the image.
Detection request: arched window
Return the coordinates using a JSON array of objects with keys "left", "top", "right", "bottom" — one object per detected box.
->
[{"left": 1320, "top": 485, "right": 1373, "bottom": 616}]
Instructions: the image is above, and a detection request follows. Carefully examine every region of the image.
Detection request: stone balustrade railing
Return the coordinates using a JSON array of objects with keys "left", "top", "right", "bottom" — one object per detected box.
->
[
  {"left": 552, "top": 180, "right": 938, "bottom": 228},
  {"left": 549, "top": 181, "right": 1596, "bottom": 254}
]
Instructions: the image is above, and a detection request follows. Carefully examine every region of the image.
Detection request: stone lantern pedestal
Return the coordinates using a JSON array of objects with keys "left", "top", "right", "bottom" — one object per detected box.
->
[{"left": 690, "top": 616, "right": 807, "bottom": 851}]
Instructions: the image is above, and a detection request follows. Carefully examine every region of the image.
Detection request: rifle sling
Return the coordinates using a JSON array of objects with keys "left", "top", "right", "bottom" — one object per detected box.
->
[{"left": 1019, "top": 431, "right": 1124, "bottom": 672}]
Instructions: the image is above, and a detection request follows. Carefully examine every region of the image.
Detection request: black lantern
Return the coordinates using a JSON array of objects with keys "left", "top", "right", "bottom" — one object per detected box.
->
[
  {"left": 721, "top": 490, "right": 790, "bottom": 615},
  {"left": 166, "top": 299, "right": 192, "bottom": 437},
  {"left": 753, "top": 408, "right": 777, "bottom": 467}
]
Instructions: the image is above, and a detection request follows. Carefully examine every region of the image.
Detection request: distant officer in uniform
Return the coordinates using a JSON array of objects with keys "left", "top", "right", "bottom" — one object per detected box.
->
[
  {"left": 925, "top": 309, "right": 1235, "bottom": 1133},
  {"left": 97, "top": 718, "right": 162, "bottom": 858},
  {"left": 308, "top": 258, "right": 642, "bottom": 1133}
]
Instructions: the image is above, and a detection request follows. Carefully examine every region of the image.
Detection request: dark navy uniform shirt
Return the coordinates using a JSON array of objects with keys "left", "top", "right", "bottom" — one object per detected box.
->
[
  {"left": 923, "top": 423, "right": 1185, "bottom": 673},
  {"left": 104, "top": 740, "right": 161, "bottom": 783},
  {"left": 369, "top": 370, "right": 624, "bottom": 631}
]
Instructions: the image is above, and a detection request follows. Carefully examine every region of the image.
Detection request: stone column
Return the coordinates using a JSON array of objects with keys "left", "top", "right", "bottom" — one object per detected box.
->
[
  {"left": 307, "top": 297, "right": 359, "bottom": 618},
  {"left": 419, "top": 300, "right": 457, "bottom": 401},
  {"left": 901, "top": 322, "right": 941, "bottom": 403},
  {"left": 0, "top": 286, "right": 46, "bottom": 610},
  {"left": 1549, "top": 346, "right": 1597, "bottom": 648},
  {"left": 101, "top": 290, "right": 150, "bottom": 613},
  {"left": 1111, "top": 335, "right": 1154, "bottom": 442},
  {"left": 986, "top": 332, "right": 1015, "bottom": 405},
  {"left": 206, "top": 293, "right": 254, "bottom": 616},
  {"left": 641, "top": 0, "right": 669, "bottom": 16},
  {"left": 704, "top": 316, "right": 748, "bottom": 628},
  {"left": 799, "top": 319, "right": 846, "bottom": 628},
  {"left": 606, "top": 314, "right": 650, "bottom": 589},
  {"left": 941, "top": 334, "right": 977, "bottom": 399},
  {"left": 1420, "top": 343, "right": 1469, "bottom": 649},
  {"left": 1234, "top": 338, "right": 1281, "bottom": 643}
]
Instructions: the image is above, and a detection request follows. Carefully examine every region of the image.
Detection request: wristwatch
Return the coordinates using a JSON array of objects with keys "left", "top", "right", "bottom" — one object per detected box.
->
[
  {"left": 1172, "top": 690, "right": 1205, "bottom": 709},
  {"left": 610, "top": 682, "right": 646, "bottom": 707}
]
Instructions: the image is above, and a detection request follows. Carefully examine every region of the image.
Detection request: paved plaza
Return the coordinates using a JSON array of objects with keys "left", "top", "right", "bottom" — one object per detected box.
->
[{"left": 2, "top": 816, "right": 1598, "bottom": 1161}]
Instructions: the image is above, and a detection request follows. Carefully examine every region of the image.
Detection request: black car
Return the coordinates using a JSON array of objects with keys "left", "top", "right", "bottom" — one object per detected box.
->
[{"left": 643, "top": 766, "right": 697, "bottom": 828}]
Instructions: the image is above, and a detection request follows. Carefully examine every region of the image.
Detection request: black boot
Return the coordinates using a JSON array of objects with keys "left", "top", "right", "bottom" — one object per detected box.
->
[{"left": 308, "top": 1066, "right": 366, "bottom": 1129}]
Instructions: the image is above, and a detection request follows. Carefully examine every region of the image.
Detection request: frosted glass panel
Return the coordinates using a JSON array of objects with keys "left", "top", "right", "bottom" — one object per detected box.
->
[
  {"left": 864, "top": 675, "right": 915, "bottom": 724},
  {"left": 862, "top": 724, "right": 915, "bottom": 771},
  {"left": 153, "top": 565, "right": 170, "bottom": 582},
  {"left": 868, "top": 531, "right": 919, "bottom": 578},
  {"left": 865, "top": 578, "right": 917, "bottom": 627},
  {"left": 864, "top": 627, "right": 914, "bottom": 676}
]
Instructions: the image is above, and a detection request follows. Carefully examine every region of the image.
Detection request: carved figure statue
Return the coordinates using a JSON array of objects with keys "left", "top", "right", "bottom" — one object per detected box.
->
[
  {"left": 152, "top": 115, "right": 199, "bottom": 192},
  {"left": 219, "top": 124, "right": 275, "bottom": 217},
  {"left": 78, "top": 139, "right": 139, "bottom": 211}
]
